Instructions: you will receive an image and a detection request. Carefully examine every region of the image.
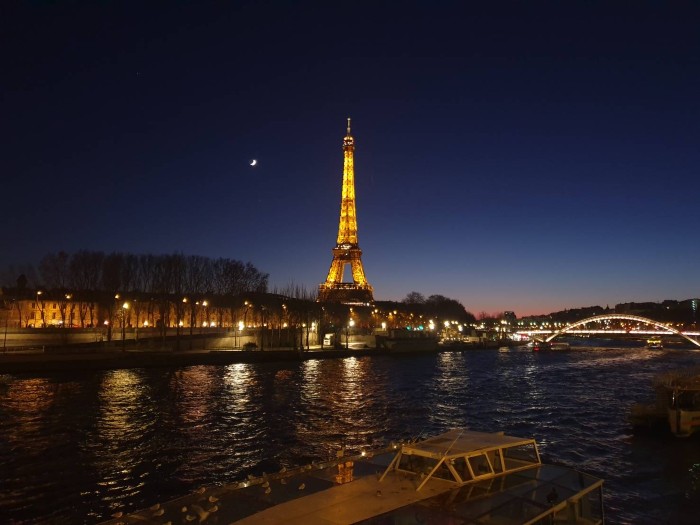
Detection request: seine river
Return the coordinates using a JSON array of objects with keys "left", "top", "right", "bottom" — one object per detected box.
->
[{"left": 2, "top": 344, "right": 700, "bottom": 524}]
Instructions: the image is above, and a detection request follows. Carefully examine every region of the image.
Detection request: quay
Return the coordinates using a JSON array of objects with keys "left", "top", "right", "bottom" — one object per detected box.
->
[
  {"left": 0, "top": 345, "right": 388, "bottom": 374},
  {"left": 0, "top": 340, "right": 509, "bottom": 374}
]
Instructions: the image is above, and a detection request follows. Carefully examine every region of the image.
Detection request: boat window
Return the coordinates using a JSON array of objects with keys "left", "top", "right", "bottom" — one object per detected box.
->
[
  {"left": 397, "top": 454, "right": 457, "bottom": 482},
  {"left": 398, "top": 454, "right": 435, "bottom": 476},
  {"left": 490, "top": 450, "right": 504, "bottom": 473},
  {"left": 432, "top": 461, "right": 456, "bottom": 481},
  {"left": 502, "top": 444, "right": 538, "bottom": 470},
  {"left": 468, "top": 454, "right": 493, "bottom": 477},
  {"left": 452, "top": 458, "right": 472, "bottom": 482}
]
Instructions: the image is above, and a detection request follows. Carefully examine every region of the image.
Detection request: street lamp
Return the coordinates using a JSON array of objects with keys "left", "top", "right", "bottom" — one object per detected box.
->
[
  {"left": 346, "top": 318, "right": 355, "bottom": 349},
  {"left": 183, "top": 297, "right": 191, "bottom": 336},
  {"left": 242, "top": 301, "right": 252, "bottom": 348},
  {"left": 3, "top": 300, "right": 10, "bottom": 352},
  {"left": 243, "top": 301, "right": 252, "bottom": 328},
  {"left": 260, "top": 306, "right": 267, "bottom": 350},
  {"left": 121, "top": 302, "right": 129, "bottom": 351},
  {"left": 36, "top": 290, "right": 43, "bottom": 328},
  {"left": 65, "top": 294, "right": 73, "bottom": 328},
  {"left": 237, "top": 320, "right": 244, "bottom": 348}
]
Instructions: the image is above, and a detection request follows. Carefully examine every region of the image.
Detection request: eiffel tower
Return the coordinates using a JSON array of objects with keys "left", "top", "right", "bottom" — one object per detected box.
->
[{"left": 318, "top": 118, "right": 374, "bottom": 304}]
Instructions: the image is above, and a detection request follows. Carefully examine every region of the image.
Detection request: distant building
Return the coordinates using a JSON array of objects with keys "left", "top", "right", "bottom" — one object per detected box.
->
[{"left": 502, "top": 311, "right": 517, "bottom": 324}]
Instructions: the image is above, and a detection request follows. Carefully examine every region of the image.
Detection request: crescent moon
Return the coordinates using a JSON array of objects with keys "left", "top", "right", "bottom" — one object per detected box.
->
[{"left": 250, "top": 159, "right": 257, "bottom": 166}]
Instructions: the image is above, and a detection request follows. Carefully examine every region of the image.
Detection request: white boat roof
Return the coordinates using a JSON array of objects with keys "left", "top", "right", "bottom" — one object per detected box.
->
[{"left": 401, "top": 428, "right": 536, "bottom": 459}]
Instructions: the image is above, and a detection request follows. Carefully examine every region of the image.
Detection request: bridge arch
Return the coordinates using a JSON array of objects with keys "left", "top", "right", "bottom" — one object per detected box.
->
[{"left": 544, "top": 314, "right": 700, "bottom": 348}]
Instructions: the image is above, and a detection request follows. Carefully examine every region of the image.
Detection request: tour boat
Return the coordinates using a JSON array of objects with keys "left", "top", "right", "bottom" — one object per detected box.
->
[
  {"left": 645, "top": 337, "right": 663, "bottom": 350},
  {"left": 532, "top": 341, "right": 570, "bottom": 351},
  {"left": 375, "top": 328, "right": 440, "bottom": 352},
  {"left": 103, "top": 429, "right": 605, "bottom": 524}
]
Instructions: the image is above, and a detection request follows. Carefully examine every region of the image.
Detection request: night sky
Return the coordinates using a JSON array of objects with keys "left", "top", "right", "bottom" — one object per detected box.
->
[{"left": 3, "top": 2, "right": 699, "bottom": 316}]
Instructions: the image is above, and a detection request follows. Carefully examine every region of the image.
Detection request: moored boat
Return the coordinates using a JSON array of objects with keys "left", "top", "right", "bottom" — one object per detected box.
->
[
  {"left": 532, "top": 340, "right": 570, "bottom": 351},
  {"left": 645, "top": 337, "right": 663, "bottom": 350},
  {"left": 630, "top": 367, "right": 700, "bottom": 437},
  {"left": 376, "top": 328, "right": 440, "bottom": 352},
  {"left": 102, "top": 429, "right": 605, "bottom": 524}
]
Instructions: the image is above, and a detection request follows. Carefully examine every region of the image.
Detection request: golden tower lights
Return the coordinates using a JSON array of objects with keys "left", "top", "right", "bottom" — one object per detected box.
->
[{"left": 318, "top": 118, "right": 374, "bottom": 304}]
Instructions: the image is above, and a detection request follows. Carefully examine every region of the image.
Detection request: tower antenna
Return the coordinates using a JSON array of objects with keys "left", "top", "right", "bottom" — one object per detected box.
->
[{"left": 347, "top": 117, "right": 351, "bottom": 134}]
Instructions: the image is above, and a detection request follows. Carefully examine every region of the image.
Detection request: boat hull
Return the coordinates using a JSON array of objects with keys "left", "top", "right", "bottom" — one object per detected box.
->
[{"left": 668, "top": 408, "right": 700, "bottom": 437}]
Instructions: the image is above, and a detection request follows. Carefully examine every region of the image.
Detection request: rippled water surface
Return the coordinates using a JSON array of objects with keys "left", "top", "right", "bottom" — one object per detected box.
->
[{"left": 2, "top": 346, "right": 700, "bottom": 523}]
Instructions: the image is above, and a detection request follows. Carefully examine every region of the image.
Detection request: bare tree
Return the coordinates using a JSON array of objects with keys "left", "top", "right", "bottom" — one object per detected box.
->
[
  {"left": 184, "top": 255, "right": 210, "bottom": 334},
  {"left": 39, "top": 251, "right": 70, "bottom": 289},
  {"left": 403, "top": 291, "right": 426, "bottom": 304},
  {"left": 121, "top": 254, "right": 139, "bottom": 293},
  {"left": 69, "top": 250, "right": 104, "bottom": 327}
]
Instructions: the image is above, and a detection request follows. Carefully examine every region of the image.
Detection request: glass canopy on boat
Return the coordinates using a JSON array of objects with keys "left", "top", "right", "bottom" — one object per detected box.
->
[
  {"left": 376, "top": 429, "right": 604, "bottom": 525},
  {"left": 381, "top": 429, "right": 542, "bottom": 491}
]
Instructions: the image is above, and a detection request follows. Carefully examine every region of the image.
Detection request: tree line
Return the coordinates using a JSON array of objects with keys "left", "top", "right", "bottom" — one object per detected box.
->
[
  {"left": 1, "top": 254, "right": 479, "bottom": 342},
  {"left": 3, "top": 250, "right": 269, "bottom": 297}
]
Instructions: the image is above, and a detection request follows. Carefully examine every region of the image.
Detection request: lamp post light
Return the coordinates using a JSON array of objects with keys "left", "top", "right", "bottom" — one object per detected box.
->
[
  {"left": 320, "top": 306, "right": 325, "bottom": 349},
  {"left": 346, "top": 318, "right": 355, "bottom": 349},
  {"left": 195, "top": 301, "right": 201, "bottom": 334},
  {"left": 242, "top": 301, "right": 252, "bottom": 348},
  {"left": 260, "top": 306, "right": 267, "bottom": 351},
  {"left": 121, "top": 302, "right": 129, "bottom": 351},
  {"left": 36, "top": 290, "right": 43, "bottom": 328},
  {"left": 237, "top": 320, "right": 244, "bottom": 348},
  {"left": 133, "top": 299, "right": 138, "bottom": 341},
  {"left": 282, "top": 303, "right": 287, "bottom": 348},
  {"left": 3, "top": 300, "right": 10, "bottom": 352},
  {"left": 65, "top": 294, "right": 73, "bottom": 328},
  {"left": 243, "top": 301, "right": 252, "bottom": 329},
  {"left": 182, "top": 297, "right": 190, "bottom": 335}
]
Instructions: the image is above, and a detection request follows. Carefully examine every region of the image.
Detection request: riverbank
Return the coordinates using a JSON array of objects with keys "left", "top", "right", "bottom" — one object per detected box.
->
[
  {"left": 0, "top": 346, "right": 392, "bottom": 374},
  {"left": 0, "top": 336, "right": 520, "bottom": 374},
  {"left": 0, "top": 344, "right": 512, "bottom": 374}
]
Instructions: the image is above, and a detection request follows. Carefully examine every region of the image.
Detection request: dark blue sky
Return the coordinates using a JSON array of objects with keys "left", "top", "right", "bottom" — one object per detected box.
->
[{"left": 3, "top": 1, "right": 699, "bottom": 316}]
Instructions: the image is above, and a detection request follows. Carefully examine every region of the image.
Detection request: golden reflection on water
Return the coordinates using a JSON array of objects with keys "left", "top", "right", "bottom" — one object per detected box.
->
[
  {"left": 171, "top": 367, "right": 219, "bottom": 425},
  {"left": 220, "top": 363, "right": 269, "bottom": 472},
  {"left": 93, "top": 369, "right": 152, "bottom": 501},
  {"left": 223, "top": 363, "right": 253, "bottom": 415},
  {"left": 2, "top": 378, "right": 56, "bottom": 446},
  {"left": 296, "top": 357, "right": 379, "bottom": 453},
  {"left": 429, "top": 352, "right": 470, "bottom": 428},
  {"left": 98, "top": 369, "right": 144, "bottom": 432},
  {"left": 301, "top": 358, "right": 319, "bottom": 384}
]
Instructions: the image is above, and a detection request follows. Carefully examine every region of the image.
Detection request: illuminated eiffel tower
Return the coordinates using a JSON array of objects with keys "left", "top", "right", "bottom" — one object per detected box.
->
[{"left": 318, "top": 118, "right": 374, "bottom": 304}]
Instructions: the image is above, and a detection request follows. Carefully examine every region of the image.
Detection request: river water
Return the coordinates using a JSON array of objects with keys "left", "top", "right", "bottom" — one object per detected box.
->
[{"left": 1, "top": 344, "right": 700, "bottom": 524}]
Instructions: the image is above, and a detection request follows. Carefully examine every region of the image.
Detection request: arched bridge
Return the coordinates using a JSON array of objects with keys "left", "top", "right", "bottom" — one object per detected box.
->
[{"left": 544, "top": 314, "right": 700, "bottom": 348}]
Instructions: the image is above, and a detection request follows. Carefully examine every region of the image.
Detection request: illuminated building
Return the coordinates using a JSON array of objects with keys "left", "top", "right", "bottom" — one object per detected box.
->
[{"left": 318, "top": 118, "right": 374, "bottom": 304}]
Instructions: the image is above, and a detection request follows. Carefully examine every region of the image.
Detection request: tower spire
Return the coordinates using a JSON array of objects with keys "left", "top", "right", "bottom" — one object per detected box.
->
[{"left": 318, "top": 119, "right": 374, "bottom": 305}]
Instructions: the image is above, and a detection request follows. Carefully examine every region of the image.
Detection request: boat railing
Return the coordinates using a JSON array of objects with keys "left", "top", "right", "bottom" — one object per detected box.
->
[{"left": 524, "top": 477, "right": 604, "bottom": 525}]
